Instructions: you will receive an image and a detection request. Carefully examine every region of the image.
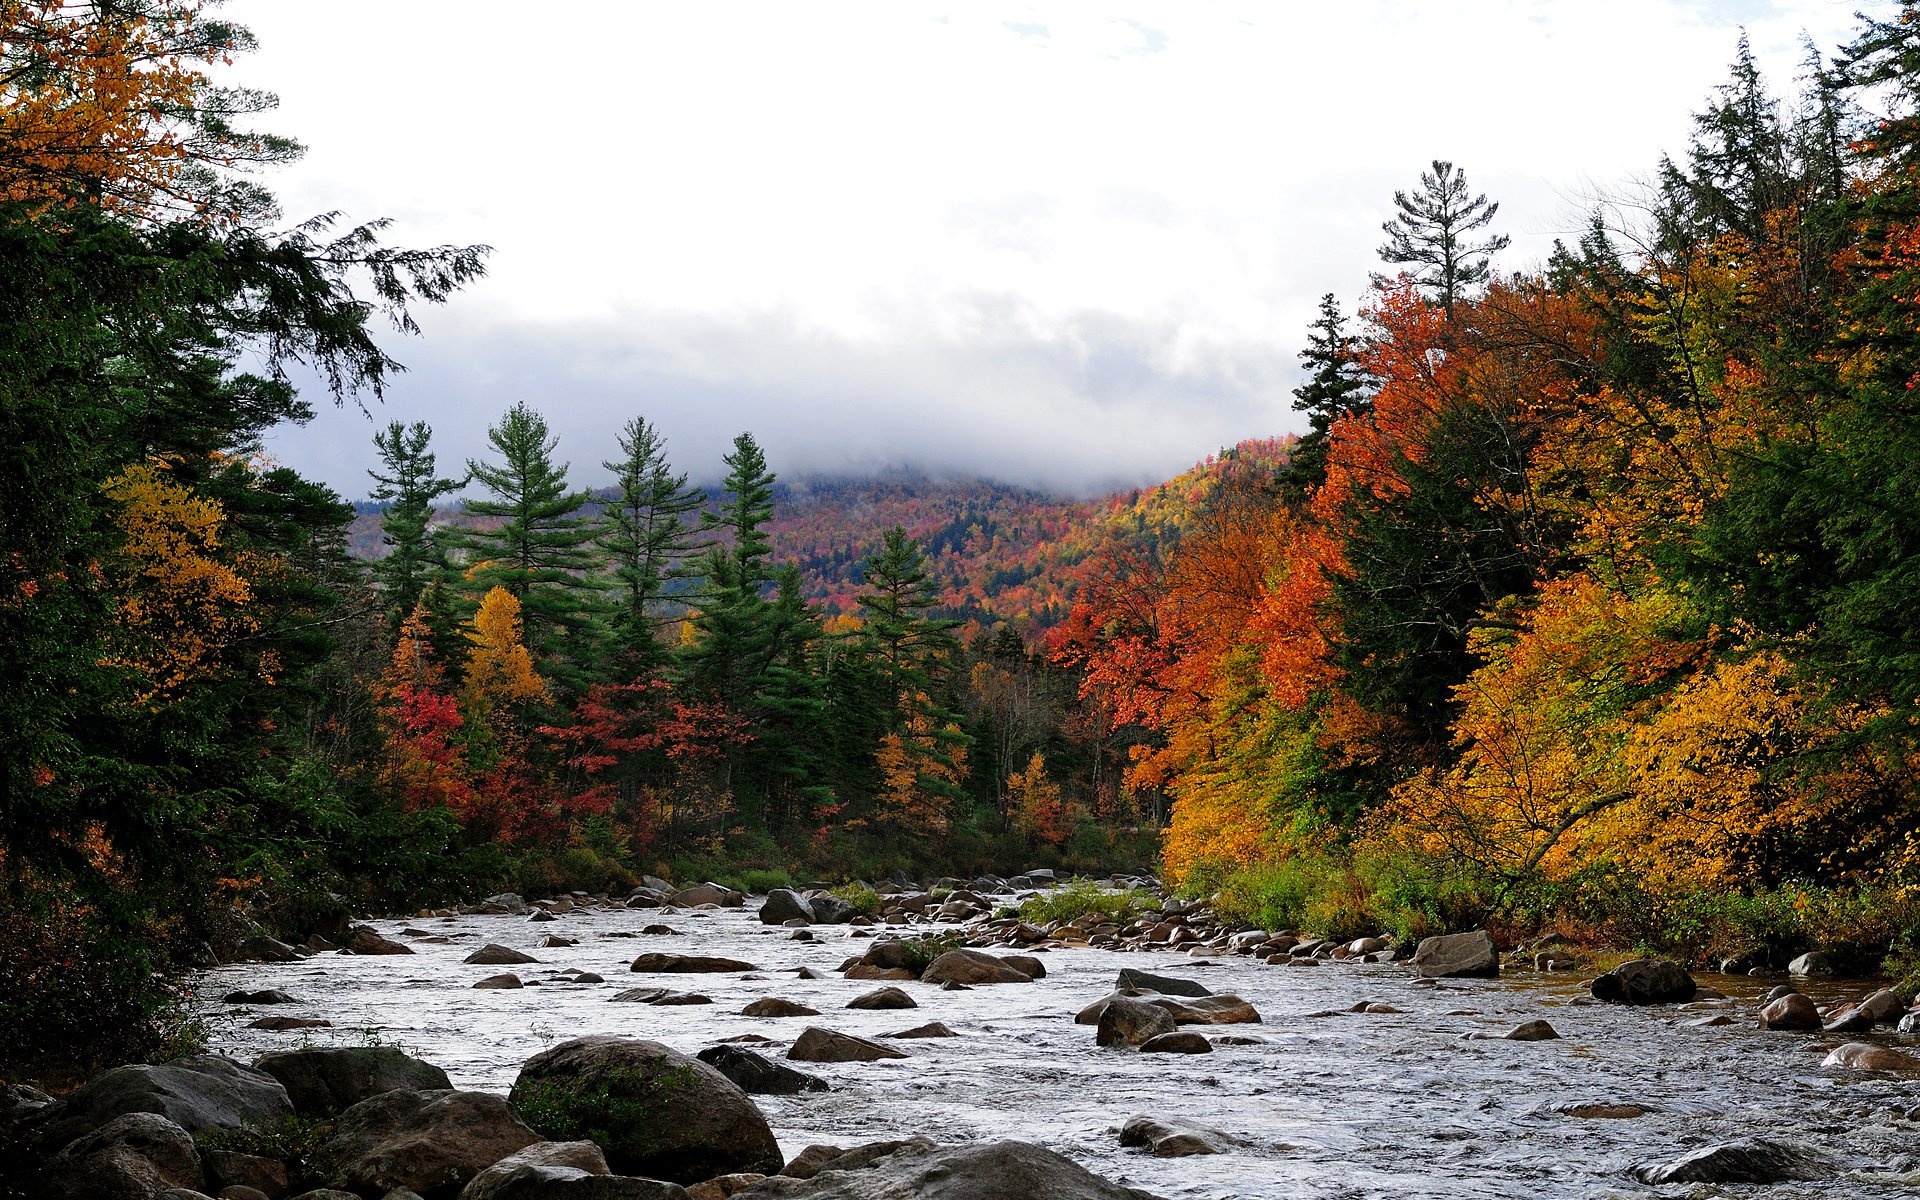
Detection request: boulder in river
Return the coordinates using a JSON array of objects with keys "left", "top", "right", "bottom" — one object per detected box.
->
[
  {"left": 465, "top": 944, "right": 538, "bottom": 966},
  {"left": 1137, "top": 1031, "right": 1212, "bottom": 1054},
  {"left": 1117, "top": 1114, "right": 1237, "bottom": 1156},
  {"left": 670, "top": 883, "right": 744, "bottom": 908},
  {"left": 786, "top": 1028, "right": 909, "bottom": 1063},
  {"left": 1410, "top": 930, "right": 1499, "bottom": 978},
  {"left": 509, "top": 1037, "right": 783, "bottom": 1183},
  {"left": 231, "top": 935, "right": 302, "bottom": 963},
  {"left": 221, "top": 989, "right": 296, "bottom": 1005},
  {"left": 1095, "top": 997, "right": 1177, "bottom": 1048},
  {"left": 629, "top": 953, "right": 757, "bottom": 973},
  {"left": 1503, "top": 1020, "right": 1560, "bottom": 1041},
  {"left": 920, "top": 949, "right": 1033, "bottom": 986},
  {"left": 883, "top": 1022, "right": 956, "bottom": 1039},
  {"left": 807, "top": 894, "right": 857, "bottom": 925},
  {"left": 1114, "top": 969, "right": 1210, "bottom": 998},
  {"left": 1144, "top": 995, "right": 1260, "bottom": 1025},
  {"left": 36, "top": 1055, "right": 293, "bottom": 1148},
  {"left": 254, "top": 1046, "right": 452, "bottom": 1118},
  {"left": 473, "top": 973, "right": 523, "bottom": 989},
  {"left": 696, "top": 1045, "right": 830, "bottom": 1095},
  {"left": 759, "top": 890, "right": 814, "bottom": 925},
  {"left": 732, "top": 1138, "right": 1168, "bottom": 1199},
  {"left": 1757, "top": 993, "right": 1821, "bottom": 1031},
  {"left": 311, "top": 1088, "right": 542, "bottom": 1199},
  {"left": 483, "top": 893, "right": 531, "bottom": 915},
  {"left": 1629, "top": 1138, "right": 1833, "bottom": 1184},
  {"left": 1822, "top": 1042, "right": 1920, "bottom": 1072},
  {"left": 846, "top": 987, "right": 916, "bottom": 1011},
  {"left": 1590, "top": 959, "right": 1696, "bottom": 1005},
  {"left": 248, "top": 1016, "right": 332, "bottom": 1031},
  {"left": 341, "top": 924, "right": 414, "bottom": 955},
  {"left": 742, "top": 998, "right": 819, "bottom": 1018},
  {"left": 1787, "top": 950, "right": 1839, "bottom": 978}
]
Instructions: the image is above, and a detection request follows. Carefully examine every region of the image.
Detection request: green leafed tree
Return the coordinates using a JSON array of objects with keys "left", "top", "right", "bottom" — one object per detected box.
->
[
  {"left": 459, "top": 401, "right": 604, "bottom": 684},
  {"left": 1287, "top": 293, "right": 1372, "bottom": 495},
  {"left": 1377, "top": 159, "right": 1509, "bottom": 319},
  {"left": 368, "top": 420, "right": 464, "bottom": 631},
  {"left": 597, "top": 415, "right": 705, "bottom": 664}
]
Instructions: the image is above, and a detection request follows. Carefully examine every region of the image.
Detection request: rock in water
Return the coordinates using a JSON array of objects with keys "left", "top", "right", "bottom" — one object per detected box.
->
[
  {"left": 1096, "top": 997, "right": 1177, "bottom": 1048},
  {"left": 1118, "top": 1115, "right": 1237, "bottom": 1157},
  {"left": 36, "top": 1056, "right": 293, "bottom": 1148},
  {"left": 1630, "top": 1138, "right": 1832, "bottom": 1184},
  {"left": 884, "top": 1022, "right": 957, "bottom": 1039},
  {"left": 341, "top": 924, "right": 414, "bottom": 955},
  {"left": 1144, "top": 995, "right": 1260, "bottom": 1025},
  {"left": 253, "top": 1047, "right": 451, "bottom": 1119},
  {"left": 670, "top": 883, "right": 744, "bottom": 908},
  {"left": 311, "top": 1089, "right": 542, "bottom": 1198},
  {"left": 920, "top": 950, "right": 1033, "bottom": 986},
  {"left": 458, "top": 1140, "right": 698, "bottom": 1200},
  {"left": 1822, "top": 1042, "right": 1920, "bottom": 1072},
  {"left": 734, "top": 1138, "right": 1167, "bottom": 1199},
  {"left": 1758, "top": 993, "right": 1821, "bottom": 1030},
  {"left": 787, "top": 1028, "right": 910, "bottom": 1063},
  {"left": 846, "top": 987, "right": 916, "bottom": 1011},
  {"left": 1787, "top": 951, "right": 1838, "bottom": 978},
  {"left": 509, "top": 1037, "right": 783, "bottom": 1183},
  {"left": 759, "top": 889, "right": 815, "bottom": 925},
  {"left": 742, "top": 998, "right": 820, "bottom": 1018},
  {"left": 464, "top": 943, "right": 538, "bottom": 966},
  {"left": 1410, "top": 930, "right": 1499, "bottom": 978},
  {"left": 629, "top": 953, "right": 757, "bottom": 973},
  {"left": 696, "top": 1045, "right": 829, "bottom": 1095},
  {"left": 1504, "top": 1020, "right": 1560, "bottom": 1041},
  {"left": 1114, "top": 969, "right": 1210, "bottom": 998},
  {"left": 1590, "top": 959, "right": 1696, "bottom": 1005},
  {"left": 1137, "top": 1032, "right": 1212, "bottom": 1054}
]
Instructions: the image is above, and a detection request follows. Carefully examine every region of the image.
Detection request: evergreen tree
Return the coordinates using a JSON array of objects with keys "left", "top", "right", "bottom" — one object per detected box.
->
[
  {"left": 459, "top": 402, "right": 603, "bottom": 683},
  {"left": 857, "top": 526, "right": 962, "bottom": 726},
  {"left": 597, "top": 415, "right": 706, "bottom": 664},
  {"left": 1656, "top": 35, "right": 1792, "bottom": 249},
  {"left": 1287, "top": 293, "right": 1372, "bottom": 495},
  {"left": 1377, "top": 159, "right": 1510, "bottom": 319},
  {"left": 685, "top": 432, "right": 781, "bottom": 711},
  {"left": 368, "top": 421, "right": 464, "bottom": 630}
]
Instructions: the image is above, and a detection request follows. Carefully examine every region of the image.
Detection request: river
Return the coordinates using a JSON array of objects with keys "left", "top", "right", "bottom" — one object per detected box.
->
[{"left": 194, "top": 898, "right": 1920, "bottom": 1199}]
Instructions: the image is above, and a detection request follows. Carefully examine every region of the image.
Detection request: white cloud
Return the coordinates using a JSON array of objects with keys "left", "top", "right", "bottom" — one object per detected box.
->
[{"left": 229, "top": 0, "right": 1871, "bottom": 497}]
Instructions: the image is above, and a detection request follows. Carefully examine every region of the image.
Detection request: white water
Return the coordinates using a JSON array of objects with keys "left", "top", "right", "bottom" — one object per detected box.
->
[{"left": 195, "top": 901, "right": 1920, "bottom": 1199}]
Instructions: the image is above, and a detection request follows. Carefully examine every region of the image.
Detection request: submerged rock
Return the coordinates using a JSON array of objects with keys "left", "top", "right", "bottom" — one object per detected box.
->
[
  {"left": 731, "top": 1138, "right": 1166, "bottom": 1198},
  {"left": 787, "top": 1028, "right": 909, "bottom": 1063},
  {"left": 465, "top": 944, "right": 538, "bottom": 966},
  {"left": 629, "top": 953, "right": 757, "bottom": 973},
  {"left": 1629, "top": 1138, "right": 1832, "bottom": 1184},
  {"left": 1118, "top": 1114, "right": 1236, "bottom": 1156},
  {"left": 1822, "top": 1042, "right": 1920, "bottom": 1072}
]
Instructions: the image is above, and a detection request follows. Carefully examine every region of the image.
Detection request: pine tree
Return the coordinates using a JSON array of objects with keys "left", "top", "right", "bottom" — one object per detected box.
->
[
  {"left": 459, "top": 402, "right": 603, "bottom": 683},
  {"left": 857, "top": 526, "right": 962, "bottom": 725},
  {"left": 597, "top": 415, "right": 705, "bottom": 664},
  {"left": 1377, "top": 160, "right": 1509, "bottom": 319},
  {"left": 368, "top": 421, "right": 464, "bottom": 631},
  {"left": 1288, "top": 293, "right": 1371, "bottom": 495}
]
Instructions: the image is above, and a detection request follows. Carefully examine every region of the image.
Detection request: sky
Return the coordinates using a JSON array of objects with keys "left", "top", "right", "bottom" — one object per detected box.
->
[{"left": 225, "top": 1, "right": 1873, "bottom": 499}]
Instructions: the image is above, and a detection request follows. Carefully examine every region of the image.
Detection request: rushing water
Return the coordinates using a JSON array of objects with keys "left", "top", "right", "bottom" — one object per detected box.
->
[{"left": 194, "top": 900, "right": 1920, "bottom": 1199}]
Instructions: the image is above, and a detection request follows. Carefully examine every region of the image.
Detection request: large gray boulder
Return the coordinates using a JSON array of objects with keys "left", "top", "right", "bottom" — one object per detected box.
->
[
  {"left": 1095, "top": 997, "right": 1176, "bottom": 1048},
  {"left": 1590, "top": 959, "right": 1696, "bottom": 1005},
  {"left": 668, "top": 883, "right": 743, "bottom": 908},
  {"left": 1410, "top": 930, "right": 1498, "bottom": 978},
  {"left": 509, "top": 1037, "right": 782, "bottom": 1183},
  {"left": 1114, "top": 969, "right": 1210, "bottom": 998},
  {"left": 42, "top": 1112, "right": 204, "bottom": 1200},
  {"left": 758, "top": 890, "right": 815, "bottom": 925},
  {"left": 806, "top": 895, "right": 856, "bottom": 925},
  {"left": 254, "top": 1046, "right": 453, "bottom": 1117},
  {"left": 733, "top": 1139, "right": 1167, "bottom": 1199},
  {"left": 1144, "top": 995, "right": 1259, "bottom": 1025},
  {"left": 787, "top": 1028, "right": 908, "bottom": 1063},
  {"left": 920, "top": 950, "right": 1032, "bottom": 986},
  {"left": 37, "top": 1056, "right": 293, "bottom": 1149},
  {"left": 312, "top": 1088, "right": 543, "bottom": 1199},
  {"left": 1117, "top": 1114, "right": 1238, "bottom": 1157},
  {"left": 628, "top": 953, "right": 756, "bottom": 973}
]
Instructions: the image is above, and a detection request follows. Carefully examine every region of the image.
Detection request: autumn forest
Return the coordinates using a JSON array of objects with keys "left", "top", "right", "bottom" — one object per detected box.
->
[{"left": 9, "top": 2, "right": 1920, "bottom": 1077}]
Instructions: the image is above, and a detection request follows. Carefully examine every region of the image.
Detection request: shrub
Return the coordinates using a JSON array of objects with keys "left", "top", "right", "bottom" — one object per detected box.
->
[
  {"left": 829, "top": 881, "right": 882, "bottom": 916},
  {"left": 732, "top": 868, "right": 795, "bottom": 895},
  {"left": 1017, "top": 878, "right": 1157, "bottom": 925}
]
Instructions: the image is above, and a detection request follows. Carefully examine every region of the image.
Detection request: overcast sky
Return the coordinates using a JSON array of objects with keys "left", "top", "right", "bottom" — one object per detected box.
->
[{"left": 227, "top": 1, "right": 1870, "bottom": 499}]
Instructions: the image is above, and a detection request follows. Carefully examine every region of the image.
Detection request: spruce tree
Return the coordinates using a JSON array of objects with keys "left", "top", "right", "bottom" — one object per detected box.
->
[
  {"left": 1377, "top": 159, "right": 1510, "bottom": 319},
  {"left": 685, "top": 432, "right": 781, "bottom": 710},
  {"left": 1287, "top": 294, "right": 1371, "bottom": 495},
  {"left": 857, "top": 525, "right": 962, "bottom": 727},
  {"left": 459, "top": 401, "right": 603, "bottom": 682},
  {"left": 597, "top": 415, "right": 705, "bottom": 663},
  {"left": 367, "top": 420, "right": 464, "bottom": 630}
]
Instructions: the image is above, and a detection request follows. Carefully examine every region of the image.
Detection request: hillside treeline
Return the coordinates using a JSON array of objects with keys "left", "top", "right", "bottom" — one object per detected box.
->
[{"left": 1059, "top": 25, "right": 1920, "bottom": 977}]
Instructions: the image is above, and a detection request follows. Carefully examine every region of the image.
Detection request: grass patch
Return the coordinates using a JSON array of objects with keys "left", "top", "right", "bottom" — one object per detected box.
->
[
  {"left": 829, "top": 881, "right": 882, "bottom": 916},
  {"left": 1016, "top": 879, "right": 1158, "bottom": 925}
]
